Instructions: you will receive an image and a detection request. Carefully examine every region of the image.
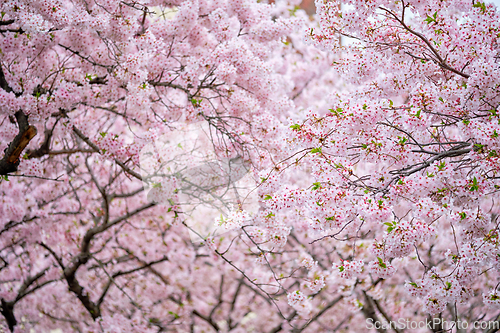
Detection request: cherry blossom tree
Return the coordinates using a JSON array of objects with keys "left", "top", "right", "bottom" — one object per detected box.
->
[
  {"left": 0, "top": 0, "right": 314, "bottom": 331},
  {"left": 2, "top": 0, "right": 500, "bottom": 332},
  {"left": 262, "top": 0, "right": 500, "bottom": 331}
]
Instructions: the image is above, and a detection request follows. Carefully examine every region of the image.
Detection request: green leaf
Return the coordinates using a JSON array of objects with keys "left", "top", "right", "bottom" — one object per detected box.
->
[
  {"left": 386, "top": 222, "right": 397, "bottom": 233},
  {"left": 377, "top": 257, "right": 387, "bottom": 268},
  {"left": 288, "top": 5, "right": 300, "bottom": 16},
  {"left": 190, "top": 98, "right": 203, "bottom": 107},
  {"left": 388, "top": 100, "right": 393, "bottom": 107},
  {"left": 330, "top": 107, "right": 344, "bottom": 116},
  {"left": 290, "top": 124, "right": 301, "bottom": 131},
  {"left": 474, "top": 143, "right": 485, "bottom": 152},
  {"left": 310, "top": 147, "right": 322, "bottom": 154},
  {"left": 168, "top": 311, "right": 180, "bottom": 319},
  {"left": 473, "top": 2, "right": 487, "bottom": 13},
  {"left": 338, "top": 266, "right": 344, "bottom": 272},
  {"left": 469, "top": 176, "right": 479, "bottom": 191},
  {"left": 424, "top": 12, "right": 438, "bottom": 24},
  {"left": 311, "top": 182, "right": 321, "bottom": 190},
  {"left": 263, "top": 194, "right": 272, "bottom": 200}
]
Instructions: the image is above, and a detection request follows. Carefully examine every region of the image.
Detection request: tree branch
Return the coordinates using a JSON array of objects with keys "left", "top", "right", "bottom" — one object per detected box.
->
[
  {"left": 0, "top": 111, "right": 37, "bottom": 175},
  {"left": 72, "top": 126, "right": 143, "bottom": 180}
]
